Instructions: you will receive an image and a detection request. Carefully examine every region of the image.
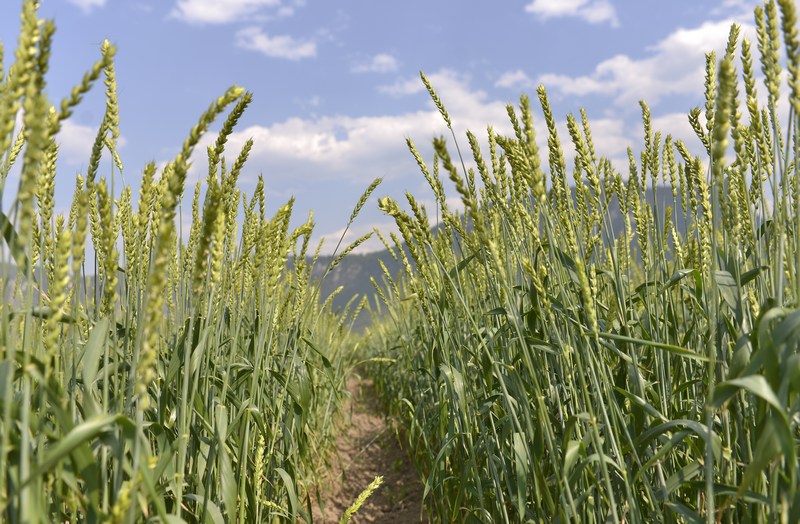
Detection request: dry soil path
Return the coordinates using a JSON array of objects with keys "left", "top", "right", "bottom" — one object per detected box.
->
[{"left": 311, "top": 375, "right": 428, "bottom": 523}]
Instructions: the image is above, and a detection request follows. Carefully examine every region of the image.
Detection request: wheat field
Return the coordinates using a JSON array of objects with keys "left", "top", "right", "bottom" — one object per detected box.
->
[{"left": 2, "top": 0, "right": 800, "bottom": 522}]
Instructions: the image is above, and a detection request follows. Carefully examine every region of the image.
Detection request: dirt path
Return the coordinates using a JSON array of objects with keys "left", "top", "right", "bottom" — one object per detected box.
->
[{"left": 311, "top": 375, "right": 428, "bottom": 523}]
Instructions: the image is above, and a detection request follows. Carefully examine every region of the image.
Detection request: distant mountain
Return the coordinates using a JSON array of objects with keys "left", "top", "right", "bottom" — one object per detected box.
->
[{"left": 308, "top": 250, "right": 404, "bottom": 330}]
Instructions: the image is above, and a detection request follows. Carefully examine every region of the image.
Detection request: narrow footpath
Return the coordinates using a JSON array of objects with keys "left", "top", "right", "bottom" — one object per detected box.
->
[{"left": 312, "top": 375, "right": 428, "bottom": 523}]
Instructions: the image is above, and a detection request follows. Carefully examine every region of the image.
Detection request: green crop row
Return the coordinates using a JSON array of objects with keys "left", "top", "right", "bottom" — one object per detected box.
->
[
  {"left": 0, "top": 1, "right": 383, "bottom": 522},
  {"left": 367, "top": 1, "right": 800, "bottom": 522}
]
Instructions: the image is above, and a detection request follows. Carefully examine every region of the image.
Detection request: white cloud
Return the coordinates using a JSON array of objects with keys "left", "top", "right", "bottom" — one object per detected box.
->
[
  {"left": 181, "top": 69, "right": 647, "bottom": 192},
  {"left": 352, "top": 54, "right": 399, "bottom": 74},
  {"left": 58, "top": 120, "right": 101, "bottom": 165},
  {"left": 495, "top": 69, "right": 535, "bottom": 89},
  {"left": 379, "top": 77, "right": 425, "bottom": 97},
  {"left": 67, "top": 0, "right": 107, "bottom": 13},
  {"left": 577, "top": 115, "right": 630, "bottom": 163},
  {"left": 203, "top": 112, "right": 438, "bottom": 181},
  {"left": 525, "top": 0, "right": 619, "bottom": 27},
  {"left": 235, "top": 27, "right": 316, "bottom": 60},
  {"left": 61, "top": 122, "right": 98, "bottom": 164},
  {"left": 170, "top": 0, "right": 282, "bottom": 24},
  {"left": 180, "top": 71, "right": 512, "bottom": 188},
  {"left": 539, "top": 19, "right": 755, "bottom": 108},
  {"left": 52, "top": 120, "right": 128, "bottom": 167},
  {"left": 313, "top": 221, "right": 400, "bottom": 254},
  {"left": 651, "top": 112, "right": 705, "bottom": 152}
]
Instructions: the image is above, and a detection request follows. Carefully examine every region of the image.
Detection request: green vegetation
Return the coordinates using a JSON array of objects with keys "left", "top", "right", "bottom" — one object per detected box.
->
[
  {"left": 2, "top": 0, "right": 800, "bottom": 522},
  {"left": 368, "top": 1, "right": 800, "bottom": 522},
  {"left": 0, "top": 2, "right": 377, "bottom": 522}
]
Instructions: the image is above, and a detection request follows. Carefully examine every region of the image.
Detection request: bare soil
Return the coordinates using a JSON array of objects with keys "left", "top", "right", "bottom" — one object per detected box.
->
[{"left": 311, "top": 376, "right": 428, "bottom": 523}]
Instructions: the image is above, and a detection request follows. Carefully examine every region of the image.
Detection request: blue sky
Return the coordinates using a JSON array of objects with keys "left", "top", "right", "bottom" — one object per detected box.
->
[{"left": 0, "top": 0, "right": 766, "bottom": 253}]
